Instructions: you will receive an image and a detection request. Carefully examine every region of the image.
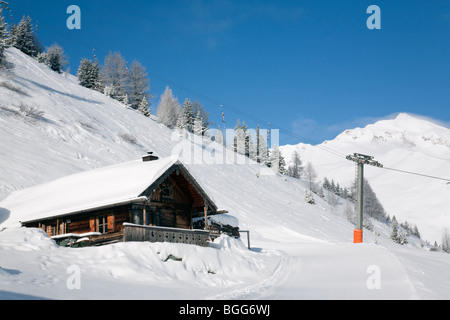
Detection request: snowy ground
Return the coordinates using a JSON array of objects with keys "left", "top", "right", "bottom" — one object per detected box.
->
[
  {"left": 1, "top": 48, "right": 450, "bottom": 300},
  {"left": 1, "top": 225, "right": 450, "bottom": 300}
]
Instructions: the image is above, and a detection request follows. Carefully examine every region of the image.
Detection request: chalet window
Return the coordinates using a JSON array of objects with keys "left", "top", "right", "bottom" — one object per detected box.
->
[
  {"left": 97, "top": 215, "right": 108, "bottom": 234},
  {"left": 160, "top": 180, "right": 174, "bottom": 201}
]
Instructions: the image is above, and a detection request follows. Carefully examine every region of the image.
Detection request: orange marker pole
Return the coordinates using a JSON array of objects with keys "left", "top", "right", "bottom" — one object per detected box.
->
[{"left": 354, "top": 229, "right": 363, "bottom": 243}]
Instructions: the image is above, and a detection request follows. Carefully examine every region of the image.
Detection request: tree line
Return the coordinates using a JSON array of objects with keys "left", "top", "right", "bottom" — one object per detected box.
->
[{"left": 77, "top": 51, "right": 151, "bottom": 117}]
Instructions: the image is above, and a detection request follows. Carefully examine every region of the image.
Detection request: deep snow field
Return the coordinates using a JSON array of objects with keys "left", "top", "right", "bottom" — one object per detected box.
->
[{"left": 1, "top": 48, "right": 450, "bottom": 300}]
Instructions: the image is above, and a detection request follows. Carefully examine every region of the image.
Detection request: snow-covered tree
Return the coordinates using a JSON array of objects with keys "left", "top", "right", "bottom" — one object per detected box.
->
[
  {"left": 323, "top": 177, "right": 331, "bottom": 191},
  {"left": 127, "top": 60, "right": 150, "bottom": 111},
  {"left": 390, "top": 216, "right": 407, "bottom": 245},
  {"left": 77, "top": 57, "right": 100, "bottom": 90},
  {"left": 192, "top": 100, "right": 210, "bottom": 132},
  {"left": 348, "top": 178, "right": 387, "bottom": 222},
  {"left": 362, "top": 179, "right": 387, "bottom": 222},
  {"left": 0, "top": 7, "right": 8, "bottom": 68},
  {"left": 214, "top": 128, "right": 224, "bottom": 146},
  {"left": 287, "top": 150, "right": 303, "bottom": 179},
  {"left": 305, "top": 190, "right": 315, "bottom": 205},
  {"left": 344, "top": 199, "right": 355, "bottom": 223},
  {"left": 137, "top": 97, "right": 151, "bottom": 117},
  {"left": 100, "top": 51, "right": 128, "bottom": 103},
  {"left": 179, "top": 98, "right": 194, "bottom": 133},
  {"left": 39, "top": 43, "right": 68, "bottom": 73},
  {"left": 156, "top": 86, "right": 180, "bottom": 129},
  {"left": 412, "top": 225, "right": 421, "bottom": 239},
  {"left": 254, "top": 125, "right": 268, "bottom": 165},
  {"left": 232, "top": 120, "right": 254, "bottom": 158},
  {"left": 233, "top": 120, "right": 245, "bottom": 155},
  {"left": 390, "top": 216, "right": 400, "bottom": 243},
  {"left": 122, "top": 94, "right": 131, "bottom": 109},
  {"left": 303, "top": 162, "right": 318, "bottom": 192},
  {"left": 326, "top": 189, "right": 339, "bottom": 213},
  {"left": 8, "top": 16, "right": 41, "bottom": 57},
  {"left": 194, "top": 109, "right": 209, "bottom": 136},
  {"left": 268, "top": 145, "right": 287, "bottom": 174},
  {"left": 442, "top": 228, "right": 450, "bottom": 253}
]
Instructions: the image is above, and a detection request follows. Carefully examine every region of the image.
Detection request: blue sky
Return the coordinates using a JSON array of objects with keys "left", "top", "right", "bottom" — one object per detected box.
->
[{"left": 7, "top": 0, "right": 450, "bottom": 145}]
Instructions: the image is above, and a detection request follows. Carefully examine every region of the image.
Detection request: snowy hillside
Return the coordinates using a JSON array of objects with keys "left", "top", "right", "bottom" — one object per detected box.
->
[
  {"left": 281, "top": 113, "right": 450, "bottom": 244},
  {"left": 1, "top": 48, "right": 450, "bottom": 300}
]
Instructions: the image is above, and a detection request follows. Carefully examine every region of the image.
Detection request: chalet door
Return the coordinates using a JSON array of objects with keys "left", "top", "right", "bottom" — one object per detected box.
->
[{"left": 152, "top": 206, "right": 176, "bottom": 228}]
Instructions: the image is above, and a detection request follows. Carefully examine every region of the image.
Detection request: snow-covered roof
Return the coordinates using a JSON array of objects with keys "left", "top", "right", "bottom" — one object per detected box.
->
[{"left": 0, "top": 156, "right": 215, "bottom": 225}]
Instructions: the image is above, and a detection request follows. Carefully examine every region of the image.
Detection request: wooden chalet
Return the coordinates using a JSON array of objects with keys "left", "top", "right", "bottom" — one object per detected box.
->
[{"left": 4, "top": 154, "right": 233, "bottom": 247}]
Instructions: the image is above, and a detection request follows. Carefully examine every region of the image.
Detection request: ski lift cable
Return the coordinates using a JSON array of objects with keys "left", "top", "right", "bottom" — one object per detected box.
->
[{"left": 380, "top": 166, "right": 450, "bottom": 183}]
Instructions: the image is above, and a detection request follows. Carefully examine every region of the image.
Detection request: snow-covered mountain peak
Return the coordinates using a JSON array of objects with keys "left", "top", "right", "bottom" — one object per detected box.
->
[{"left": 335, "top": 113, "right": 450, "bottom": 151}]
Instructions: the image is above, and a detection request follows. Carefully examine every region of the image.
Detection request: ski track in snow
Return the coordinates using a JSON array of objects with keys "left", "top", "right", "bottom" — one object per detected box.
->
[{"left": 207, "top": 249, "right": 288, "bottom": 300}]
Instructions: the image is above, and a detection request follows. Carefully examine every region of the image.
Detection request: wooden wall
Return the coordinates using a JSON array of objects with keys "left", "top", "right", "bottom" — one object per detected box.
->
[{"left": 27, "top": 205, "right": 131, "bottom": 237}]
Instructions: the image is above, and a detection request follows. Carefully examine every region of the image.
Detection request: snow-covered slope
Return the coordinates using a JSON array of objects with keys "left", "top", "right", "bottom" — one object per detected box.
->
[
  {"left": 281, "top": 113, "right": 450, "bottom": 244},
  {"left": 1, "top": 48, "right": 450, "bottom": 300}
]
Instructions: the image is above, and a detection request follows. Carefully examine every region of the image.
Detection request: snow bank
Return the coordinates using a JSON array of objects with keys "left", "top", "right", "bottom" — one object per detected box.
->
[
  {"left": 0, "top": 227, "right": 281, "bottom": 300},
  {"left": 208, "top": 213, "right": 239, "bottom": 228}
]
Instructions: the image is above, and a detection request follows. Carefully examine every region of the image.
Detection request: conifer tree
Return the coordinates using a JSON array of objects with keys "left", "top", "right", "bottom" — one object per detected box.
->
[
  {"left": 137, "top": 97, "right": 151, "bottom": 117},
  {"left": 8, "top": 16, "right": 41, "bottom": 57},
  {"left": 194, "top": 109, "right": 209, "bottom": 136},
  {"left": 390, "top": 215, "right": 406, "bottom": 245},
  {"left": 156, "top": 86, "right": 180, "bottom": 128},
  {"left": 323, "top": 177, "right": 331, "bottom": 191},
  {"left": 180, "top": 98, "right": 194, "bottom": 133},
  {"left": 442, "top": 228, "right": 450, "bottom": 253},
  {"left": 192, "top": 100, "right": 210, "bottom": 136},
  {"left": 268, "top": 145, "right": 287, "bottom": 175},
  {"left": 362, "top": 179, "right": 387, "bottom": 222},
  {"left": 287, "top": 150, "right": 303, "bottom": 179},
  {"left": 232, "top": 120, "right": 253, "bottom": 158},
  {"left": 390, "top": 216, "right": 400, "bottom": 243},
  {"left": 77, "top": 57, "right": 100, "bottom": 90},
  {"left": 0, "top": 7, "right": 7, "bottom": 67},
  {"left": 127, "top": 60, "right": 150, "bottom": 111},
  {"left": 43, "top": 43, "right": 68, "bottom": 73},
  {"left": 412, "top": 225, "right": 421, "bottom": 239},
  {"left": 214, "top": 127, "right": 224, "bottom": 146},
  {"left": 100, "top": 51, "right": 128, "bottom": 103},
  {"left": 305, "top": 190, "right": 315, "bottom": 205},
  {"left": 255, "top": 125, "right": 268, "bottom": 165},
  {"left": 303, "top": 162, "right": 318, "bottom": 192}
]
